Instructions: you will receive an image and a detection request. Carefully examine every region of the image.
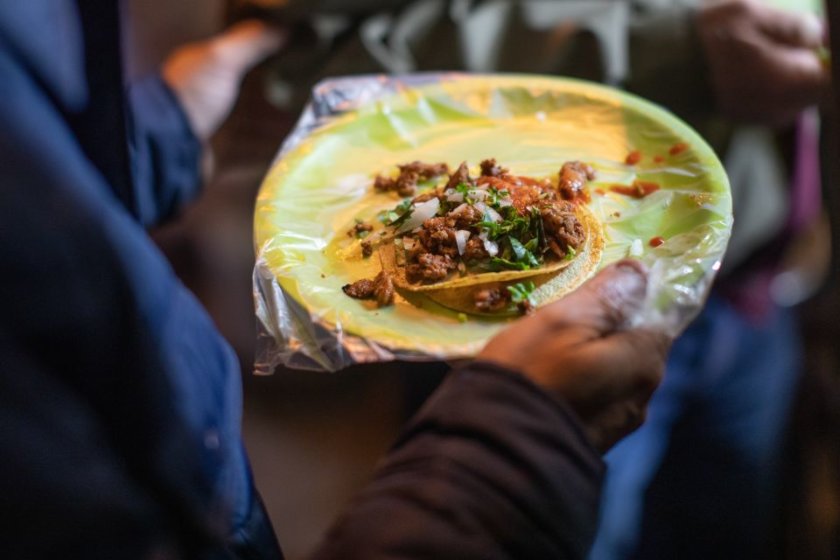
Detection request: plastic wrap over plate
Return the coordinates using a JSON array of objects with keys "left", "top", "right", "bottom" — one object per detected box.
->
[{"left": 254, "top": 73, "right": 732, "bottom": 373}]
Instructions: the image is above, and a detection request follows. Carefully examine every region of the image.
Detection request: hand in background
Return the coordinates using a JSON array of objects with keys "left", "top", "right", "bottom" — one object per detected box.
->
[
  {"left": 163, "top": 20, "right": 285, "bottom": 141},
  {"left": 697, "top": 0, "right": 827, "bottom": 126},
  {"left": 479, "top": 261, "right": 671, "bottom": 452}
]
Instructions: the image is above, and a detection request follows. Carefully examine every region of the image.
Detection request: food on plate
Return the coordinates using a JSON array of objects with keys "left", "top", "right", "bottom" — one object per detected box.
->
[
  {"left": 342, "top": 271, "right": 395, "bottom": 307},
  {"left": 342, "top": 158, "right": 604, "bottom": 316}
]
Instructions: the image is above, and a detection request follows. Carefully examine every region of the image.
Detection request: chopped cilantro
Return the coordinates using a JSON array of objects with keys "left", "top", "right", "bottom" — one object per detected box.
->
[
  {"left": 565, "top": 245, "right": 577, "bottom": 261},
  {"left": 507, "top": 281, "right": 537, "bottom": 306},
  {"left": 455, "top": 183, "right": 471, "bottom": 195},
  {"left": 377, "top": 198, "right": 413, "bottom": 226},
  {"left": 489, "top": 257, "right": 530, "bottom": 271},
  {"left": 524, "top": 237, "right": 539, "bottom": 253},
  {"left": 509, "top": 237, "right": 527, "bottom": 261},
  {"left": 476, "top": 213, "right": 530, "bottom": 240},
  {"left": 487, "top": 187, "right": 510, "bottom": 207},
  {"left": 508, "top": 237, "right": 540, "bottom": 268}
]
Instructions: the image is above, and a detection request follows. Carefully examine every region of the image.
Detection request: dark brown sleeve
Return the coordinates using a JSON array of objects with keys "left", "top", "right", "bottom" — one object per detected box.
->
[{"left": 311, "top": 362, "right": 605, "bottom": 560}]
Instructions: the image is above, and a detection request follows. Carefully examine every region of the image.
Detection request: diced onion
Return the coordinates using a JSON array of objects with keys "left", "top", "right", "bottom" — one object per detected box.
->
[
  {"left": 483, "top": 239, "right": 499, "bottom": 257},
  {"left": 455, "top": 230, "right": 471, "bottom": 256},
  {"left": 629, "top": 238, "right": 643, "bottom": 257},
  {"left": 474, "top": 201, "right": 487, "bottom": 214},
  {"left": 479, "top": 232, "right": 499, "bottom": 257},
  {"left": 449, "top": 203, "right": 469, "bottom": 217},
  {"left": 468, "top": 189, "right": 488, "bottom": 201},
  {"left": 402, "top": 237, "right": 417, "bottom": 251},
  {"left": 484, "top": 206, "right": 502, "bottom": 223},
  {"left": 397, "top": 198, "right": 440, "bottom": 234},
  {"left": 446, "top": 189, "right": 464, "bottom": 203},
  {"left": 498, "top": 198, "right": 513, "bottom": 208}
]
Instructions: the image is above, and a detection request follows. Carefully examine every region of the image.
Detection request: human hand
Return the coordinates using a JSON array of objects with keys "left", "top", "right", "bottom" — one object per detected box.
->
[
  {"left": 478, "top": 261, "right": 671, "bottom": 452},
  {"left": 696, "top": 0, "right": 828, "bottom": 126},
  {"left": 162, "top": 20, "right": 286, "bottom": 141}
]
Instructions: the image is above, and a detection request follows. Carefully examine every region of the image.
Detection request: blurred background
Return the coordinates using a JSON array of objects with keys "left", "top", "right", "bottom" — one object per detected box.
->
[{"left": 126, "top": 1, "right": 839, "bottom": 558}]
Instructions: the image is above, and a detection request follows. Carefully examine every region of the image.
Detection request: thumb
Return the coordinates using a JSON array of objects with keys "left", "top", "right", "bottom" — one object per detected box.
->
[
  {"left": 537, "top": 260, "right": 648, "bottom": 336},
  {"left": 209, "top": 20, "right": 286, "bottom": 75},
  {"left": 756, "top": 6, "right": 824, "bottom": 49}
]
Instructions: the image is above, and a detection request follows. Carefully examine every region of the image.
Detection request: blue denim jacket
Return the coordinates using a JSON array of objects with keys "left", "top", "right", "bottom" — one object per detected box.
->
[{"left": 0, "top": 2, "right": 280, "bottom": 557}]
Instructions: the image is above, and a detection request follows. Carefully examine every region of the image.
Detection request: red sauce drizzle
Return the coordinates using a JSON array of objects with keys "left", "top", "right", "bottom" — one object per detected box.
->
[
  {"left": 669, "top": 142, "right": 688, "bottom": 156},
  {"left": 610, "top": 180, "right": 661, "bottom": 199},
  {"left": 594, "top": 188, "right": 606, "bottom": 196},
  {"left": 571, "top": 188, "right": 591, "bottom": 204},
  {"left": 625, "top": 151, "right": 642, "bottom": 165},
  {"left": 654, "top": 155, "right": 665, "bottom": 164},
  {"left": 649, "top": 236, "right": 665, "bottom": 248}
]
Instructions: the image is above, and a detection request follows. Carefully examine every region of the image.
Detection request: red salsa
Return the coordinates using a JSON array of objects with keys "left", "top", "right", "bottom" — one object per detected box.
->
[
  {"left": 649, "top": 236, "right": 665, "bottom": 248},
  {"left": 610, "top": 180, "right": 661, "bottom": 199},
  {"left": 669, "top": 142, "right": 688, "bottom": 156},
  {"left": 625, "top": 151, "right": 642, "bottom": 165}
]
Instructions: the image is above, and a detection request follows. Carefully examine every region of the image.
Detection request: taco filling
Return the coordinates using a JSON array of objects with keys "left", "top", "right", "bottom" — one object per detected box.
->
[{"left": 342, "top": 158, "right": 603, "bottom": 315}]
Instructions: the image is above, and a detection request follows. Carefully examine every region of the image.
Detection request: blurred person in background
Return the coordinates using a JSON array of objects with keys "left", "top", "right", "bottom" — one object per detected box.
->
[
  {"left": 234, "top": 0, "right": 831, "bottom": 557},
  {"left": 0, "top": 1, "right": 673, "bottom": 559}
]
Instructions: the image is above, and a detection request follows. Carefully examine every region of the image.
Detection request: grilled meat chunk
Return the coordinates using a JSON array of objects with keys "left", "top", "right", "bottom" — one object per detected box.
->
[
  {"left": 342, "top": 271, "right": 395, "bottom": 307},
  {"left": 558, "top": 161, "right": 596, "bottom": 201}
]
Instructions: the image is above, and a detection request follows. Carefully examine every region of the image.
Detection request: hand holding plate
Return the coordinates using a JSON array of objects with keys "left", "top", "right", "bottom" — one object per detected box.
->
[{"left": 478, "top": 260, "right": 672, "bottom": 452}]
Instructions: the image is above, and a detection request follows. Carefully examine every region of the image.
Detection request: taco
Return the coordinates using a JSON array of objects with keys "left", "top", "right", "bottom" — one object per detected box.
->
[{"left": 342, "top": 158, "right": 604, "bottom": 316}]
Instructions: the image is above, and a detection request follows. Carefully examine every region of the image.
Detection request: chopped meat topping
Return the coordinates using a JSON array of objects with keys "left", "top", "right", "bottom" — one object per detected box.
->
[
  {"left": 480, "top": 158, "right": 508, "bottom": 178},
  {"left": 450, "top": 203, "right": 484, "bottom": 229},
  {"left": 517, "top": 299, "right": 535, "bottom": 315},
  {"left": 463, "top": 237, "right": 489, "bottom": 261},
  {"left": 474, "top": 288, "right": 511, "bottom": 312},
  {"left": 508, "top": 183, "right": 546, "bottom": 214},
  {"left": 373, "top": 271, "right": 395, "bottom": 307},
  {"left": 416, "top": 217, "right": 458, "bottom": 258},
  {"left": 375, "top": 161, "right": 448, "bottom": 197},
  {"left": 395, "top": 170, "right": 419, "bottom": 196},
  {"left": 446, "top": 162, "right": 472, "bottom": 190},
  {"left": 342, "top": 278, "right": 375, "bottom": 299},
  {"left": 406, "top": 253, "right": 457, "bottom": 283},
  {"left": 342, "top": 271, "right": 395, "bottom": 307},
  {"left": 361, "top": 240, "right": 373, "bottom": 258},
  {"left": 541, "top": 203, "right": 584, "bottom": 257},
  {"left": 349, "top": 222, "right": 373, "bottom": 237},
  {"left": 558, "top": 161, "right": 596, "bottom": 201},
  {"left": 374, "top": 175, "right": 396, "bottom": 192},
  {"left": 398, "top": 161, "right": 449, "bottom": 179}
]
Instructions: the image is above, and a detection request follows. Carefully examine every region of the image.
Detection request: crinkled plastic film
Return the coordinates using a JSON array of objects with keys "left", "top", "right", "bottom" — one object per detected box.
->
[{"left": 254, "top": 74, "right": 732, "bottom": 373}]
